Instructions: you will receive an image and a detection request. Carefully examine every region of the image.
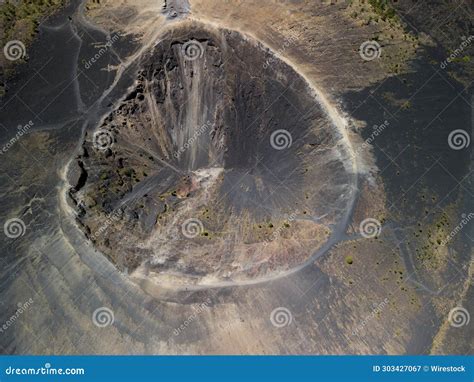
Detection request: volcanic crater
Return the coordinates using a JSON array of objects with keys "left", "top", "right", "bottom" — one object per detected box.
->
[{"left": 67, "top": 24, "right": 356, "bottom": 287}]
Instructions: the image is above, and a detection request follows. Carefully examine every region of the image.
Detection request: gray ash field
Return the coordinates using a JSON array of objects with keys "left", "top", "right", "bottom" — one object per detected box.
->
[{"left": 0, "top": 0, "right": 472, "bottom": 354}]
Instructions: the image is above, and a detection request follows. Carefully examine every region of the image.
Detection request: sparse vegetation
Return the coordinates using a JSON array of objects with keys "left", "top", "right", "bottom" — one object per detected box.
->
[
  {"left": 367, "top": 0, "right": 397, "bottom": 22},
  {"left": 0, "top": 0, "right": 67, "bottom": 95},
  {"left": 0, "top": 0, "right": 66, "bottom": 46}
]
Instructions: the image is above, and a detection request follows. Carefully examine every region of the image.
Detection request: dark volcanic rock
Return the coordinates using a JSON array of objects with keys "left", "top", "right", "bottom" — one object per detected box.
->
[{"left": 72, "top": 24, "right": 356, "bottom": 285}]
